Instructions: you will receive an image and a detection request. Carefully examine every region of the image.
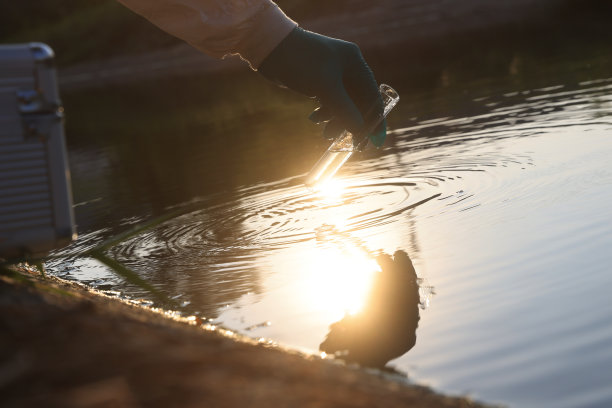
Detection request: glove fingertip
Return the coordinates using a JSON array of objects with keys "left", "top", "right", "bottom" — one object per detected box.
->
[
  {"left": 308, "top": 109, "right": 323, "bottom": 124},
  {"left": 309, "top": 108, "right": 332, "bottom": 124}
]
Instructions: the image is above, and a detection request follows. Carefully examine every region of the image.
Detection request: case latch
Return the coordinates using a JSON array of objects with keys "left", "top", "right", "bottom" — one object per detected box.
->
[
  {"left": 17, "top": 89, "right": 63, "bottom": 140},
  {"left": 17, "top": 89, "right": 61, "bottom": 114}
]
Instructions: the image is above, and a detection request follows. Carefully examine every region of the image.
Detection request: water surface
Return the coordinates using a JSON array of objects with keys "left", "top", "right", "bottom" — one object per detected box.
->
[{"left": 49, "top": 73, "right": 612, "bottom": 407}]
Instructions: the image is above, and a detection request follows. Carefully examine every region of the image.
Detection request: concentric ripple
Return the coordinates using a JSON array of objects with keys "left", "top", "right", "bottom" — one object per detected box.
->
[
  {"left": 109, "top": 176, "right": 443, "bottom": 263},
  {"left": 48, "top": 74, "right": 612, "bottom": 408}
]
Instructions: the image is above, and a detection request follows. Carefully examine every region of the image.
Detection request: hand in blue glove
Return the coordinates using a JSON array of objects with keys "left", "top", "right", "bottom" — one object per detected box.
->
[{"left": 258, "top": 27, "right": 386, "bottom": 149}]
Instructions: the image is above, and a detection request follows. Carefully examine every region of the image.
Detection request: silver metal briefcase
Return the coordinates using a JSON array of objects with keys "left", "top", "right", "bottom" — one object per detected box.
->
[{"left": 0, "top": 43, "right": 76, "bottom": 259}]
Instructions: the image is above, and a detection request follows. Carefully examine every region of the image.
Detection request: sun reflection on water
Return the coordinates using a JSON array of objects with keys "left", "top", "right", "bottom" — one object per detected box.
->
[
  {"left": 298, "top": 234, "right": 380, "bottom": 321},
  {"left": 312, "top": 179, "right": 349, "bottom": 202},
  {"left": 298, "top": 179, "right": 383, "bottom": 320}
]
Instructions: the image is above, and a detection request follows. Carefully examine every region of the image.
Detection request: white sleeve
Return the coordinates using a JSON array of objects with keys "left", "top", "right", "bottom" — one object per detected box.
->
[{"left": 117, "top": 0, "right": 297, "bottom": 69}]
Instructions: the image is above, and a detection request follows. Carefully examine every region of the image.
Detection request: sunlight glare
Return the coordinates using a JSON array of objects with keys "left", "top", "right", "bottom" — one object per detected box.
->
[
  {"left": 314, "top": 179, "right": 348, "bottom": 202},
  {"left": 300, "top": 244, "right": 380, "bottom": 321}
]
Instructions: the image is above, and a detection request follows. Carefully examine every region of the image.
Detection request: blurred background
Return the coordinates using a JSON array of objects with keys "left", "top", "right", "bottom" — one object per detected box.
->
[{"left": 3, "top": 0, "right": 612, "bottom": 73}]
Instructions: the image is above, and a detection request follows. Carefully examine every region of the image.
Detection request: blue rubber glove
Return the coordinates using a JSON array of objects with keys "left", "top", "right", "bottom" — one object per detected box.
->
[{"left": 259, "top": 27, "right": 386, "bottom": 149}]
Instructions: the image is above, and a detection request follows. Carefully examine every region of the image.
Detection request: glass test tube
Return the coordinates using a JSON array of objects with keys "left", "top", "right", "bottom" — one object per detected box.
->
[{"left": 304, "top": 84, "right": 400, "bottom": 188}]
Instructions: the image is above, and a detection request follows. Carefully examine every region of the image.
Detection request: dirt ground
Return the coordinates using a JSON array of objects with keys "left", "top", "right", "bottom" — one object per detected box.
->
[{"left": 0, "top": 268, "right": 492, "bottom": 408}]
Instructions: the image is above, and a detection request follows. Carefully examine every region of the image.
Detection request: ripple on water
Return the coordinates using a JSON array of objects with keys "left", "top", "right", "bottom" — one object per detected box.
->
[
  {"left": 51, "top": 77, "right": 612, "bottom": 408},
  {"left": 108, "top": 111, "right": 546, "bottom": 273},
  {"left": 110, "top": 177, "right": 442, "bottom": 261}
]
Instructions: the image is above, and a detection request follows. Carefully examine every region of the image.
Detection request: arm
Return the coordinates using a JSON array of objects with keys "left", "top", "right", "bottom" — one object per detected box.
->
[
  {"left": 117, "top": 0, "right": 296, "bottom": 69},
  {"left": 117, "top": 0, "right": 385, "bottom": 146}
]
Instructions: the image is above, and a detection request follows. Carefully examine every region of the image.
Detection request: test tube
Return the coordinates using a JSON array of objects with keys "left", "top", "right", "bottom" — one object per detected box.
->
[{"left": 304, "top": 84, "right": 399, "bottom": 188}]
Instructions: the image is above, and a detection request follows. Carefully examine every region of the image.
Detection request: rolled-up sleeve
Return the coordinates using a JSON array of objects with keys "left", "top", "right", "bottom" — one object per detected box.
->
[{"left": 117, "top": 0, "right": 297, "bottom": 69}]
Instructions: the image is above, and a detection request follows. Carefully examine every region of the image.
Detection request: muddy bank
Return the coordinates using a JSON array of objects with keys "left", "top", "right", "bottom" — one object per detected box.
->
[{"left": 0, "top": 267, "right": 491, "bottom": 408}]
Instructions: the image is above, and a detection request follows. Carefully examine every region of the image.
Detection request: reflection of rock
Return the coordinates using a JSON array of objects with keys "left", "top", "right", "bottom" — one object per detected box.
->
[{"left": 320, "top": 250, "right": 420, "bottom": 368}]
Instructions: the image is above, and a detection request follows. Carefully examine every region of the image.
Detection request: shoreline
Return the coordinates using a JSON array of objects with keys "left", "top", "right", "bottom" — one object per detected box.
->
[
  {"left": 57, "top": 0, "right": 599, "bottom": 91},
  {"left": 0, "top": 266, "right": 493, "bottom": 407}
]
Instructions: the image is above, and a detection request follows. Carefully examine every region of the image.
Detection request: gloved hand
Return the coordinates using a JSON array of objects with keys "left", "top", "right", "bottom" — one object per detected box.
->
[{"left": 258, "top": 27, "right": 386, "bottom": 149}]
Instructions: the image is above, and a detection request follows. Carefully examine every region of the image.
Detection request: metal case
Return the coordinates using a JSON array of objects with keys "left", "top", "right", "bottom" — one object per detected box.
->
[{"left": 0, "top": 43, "right": 75, "bottom": 259}]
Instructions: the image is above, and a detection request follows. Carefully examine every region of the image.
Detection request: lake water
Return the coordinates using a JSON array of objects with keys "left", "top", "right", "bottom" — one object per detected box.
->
[{"left": 48, "top": 69, "right": 612, "bottom": 407}]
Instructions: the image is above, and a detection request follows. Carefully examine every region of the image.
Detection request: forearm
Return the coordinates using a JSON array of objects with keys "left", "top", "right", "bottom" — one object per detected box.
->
[{"left": 117, "top": 0, "right": 297, "bottom": 68}]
